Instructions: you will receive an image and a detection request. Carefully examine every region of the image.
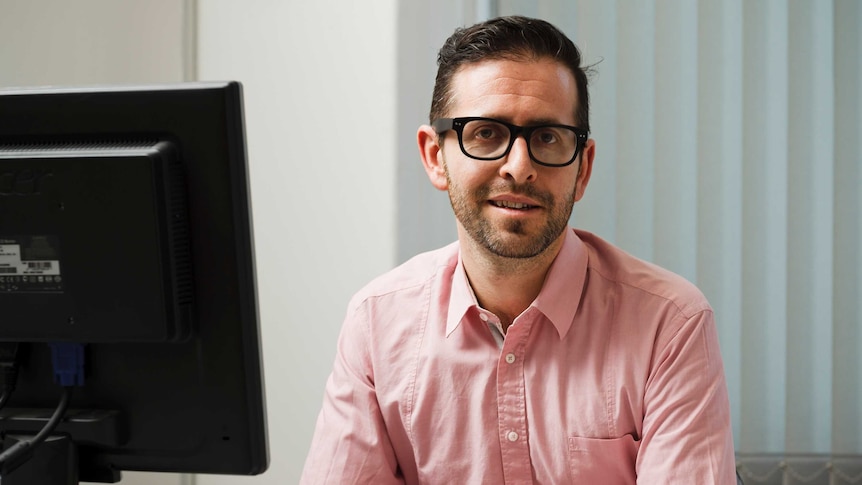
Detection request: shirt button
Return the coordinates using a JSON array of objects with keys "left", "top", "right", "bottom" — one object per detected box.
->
[
  {"left": 507, "top": 431, "right": 519, "bottom": 442},
  {"left": 505, "top": 353, "right": 516, "bottom": 364},
  {"left": 479, "top": 313, "right": 489, "bottom": 322}
]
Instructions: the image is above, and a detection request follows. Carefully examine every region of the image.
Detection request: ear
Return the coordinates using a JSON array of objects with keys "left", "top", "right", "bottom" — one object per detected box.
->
[
  {"left": 574, "top": 138, "right": 595, "bottom": 202},
  {"left": 417, "top": 124, "right": 448, "bottom": 191}
]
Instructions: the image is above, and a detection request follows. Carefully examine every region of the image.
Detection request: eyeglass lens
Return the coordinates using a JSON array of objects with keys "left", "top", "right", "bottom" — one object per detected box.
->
[{"left": 459, "top": 119, "right": 578, "bottom": 166}]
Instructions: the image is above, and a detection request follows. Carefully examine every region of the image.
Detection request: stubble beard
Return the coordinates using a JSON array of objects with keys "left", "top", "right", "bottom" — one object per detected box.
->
[{"left": 444, "top": 165, "right": 576, "bottom": 260}]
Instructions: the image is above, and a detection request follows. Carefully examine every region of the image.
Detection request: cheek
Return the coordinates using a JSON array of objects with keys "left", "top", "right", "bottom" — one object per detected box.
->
[
  {"left": 444, "top": 159, "right": 491, "bottom": 189},
  {"left": 546, "top": 166, "right": 580, "bottom": 192}
]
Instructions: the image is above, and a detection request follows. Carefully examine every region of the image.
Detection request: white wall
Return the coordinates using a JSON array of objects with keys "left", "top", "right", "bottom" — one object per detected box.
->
[
  {"left": 0, "top": 0, "right": 188, "bottom": 88},
  {"left": 195, "top": 2, "right": 398, "bottom": 484}
]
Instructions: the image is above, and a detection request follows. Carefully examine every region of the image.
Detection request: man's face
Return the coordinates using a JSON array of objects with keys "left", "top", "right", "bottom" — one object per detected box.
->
[{"left": 433, "top": 57, "right": 593, "bottom": 259}]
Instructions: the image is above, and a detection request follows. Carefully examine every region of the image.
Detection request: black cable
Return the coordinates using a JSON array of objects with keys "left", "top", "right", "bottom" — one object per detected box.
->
[
  {"left": 0, "top": 343, "right": 22, "bottom": 413},
  {"left": 28, "top": 386, "right": 71, "bottom": 448},
  {"left": 0, "top": 343, "right": 82, "bottom": 476},
  {"left": 0, "top": 386, "right": 72, "bottom": 474}
]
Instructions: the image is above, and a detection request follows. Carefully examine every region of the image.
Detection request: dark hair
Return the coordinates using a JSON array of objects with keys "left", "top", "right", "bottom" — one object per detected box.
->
[{"left": 430, "top": 16, "right": 592, "bottom": 133}]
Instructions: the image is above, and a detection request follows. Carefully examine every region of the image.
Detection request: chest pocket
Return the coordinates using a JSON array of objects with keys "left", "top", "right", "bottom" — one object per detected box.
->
[{"left": 568, "top": 434, "right": 639, "bottom": 484}]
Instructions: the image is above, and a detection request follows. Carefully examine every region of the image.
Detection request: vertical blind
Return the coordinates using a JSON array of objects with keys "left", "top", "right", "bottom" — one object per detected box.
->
[{"left": 398, "top": 0, "right": 862, "bottom": 455}]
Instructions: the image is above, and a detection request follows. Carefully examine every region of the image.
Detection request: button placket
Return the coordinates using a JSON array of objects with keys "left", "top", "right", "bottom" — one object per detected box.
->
[{"left": 496, "top": 316, "right": 533, "bottom": 483}]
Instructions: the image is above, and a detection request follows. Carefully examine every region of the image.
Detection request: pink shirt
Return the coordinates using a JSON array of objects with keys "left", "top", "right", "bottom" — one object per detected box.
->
[{"left": 301, "top": 228, "right": 736, "bottom": 484}]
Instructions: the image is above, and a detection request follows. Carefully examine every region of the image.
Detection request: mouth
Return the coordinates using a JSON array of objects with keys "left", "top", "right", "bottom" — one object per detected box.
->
[{"left": 489, "top": 200, "right": 539, "bottom": 211}]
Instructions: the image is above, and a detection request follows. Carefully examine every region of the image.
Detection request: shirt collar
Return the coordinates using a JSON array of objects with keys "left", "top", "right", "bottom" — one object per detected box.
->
[
  {"left": 531, "top": 228, "right": 588, "bottom": 339},
  {"left": 445, "top": 228, "right": 589, "bottom": 339}
]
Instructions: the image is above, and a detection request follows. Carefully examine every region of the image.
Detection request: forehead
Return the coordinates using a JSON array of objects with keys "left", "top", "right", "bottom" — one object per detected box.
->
[{"left": 448, "top": 57, "right": 578, "bottom": 124}]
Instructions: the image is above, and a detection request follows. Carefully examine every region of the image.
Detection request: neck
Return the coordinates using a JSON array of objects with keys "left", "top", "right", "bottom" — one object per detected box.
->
[{"left": 460, "top": 232, "right": 565, "bottom": 331}]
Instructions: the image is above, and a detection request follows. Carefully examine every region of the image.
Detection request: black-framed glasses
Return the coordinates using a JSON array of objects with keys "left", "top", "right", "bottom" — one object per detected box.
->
[{"left": 432, "top": 116, "right": 588, "bottom": 167}]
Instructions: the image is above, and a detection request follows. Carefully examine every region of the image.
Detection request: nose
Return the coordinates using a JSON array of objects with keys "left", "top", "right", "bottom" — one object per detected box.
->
[{"left": 498, "top": 135, "right": 537, "bottom": 183}]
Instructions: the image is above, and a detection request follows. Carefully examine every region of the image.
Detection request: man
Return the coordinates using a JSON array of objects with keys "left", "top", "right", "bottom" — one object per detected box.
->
[{"left": 301, "top": 15, "right": 736, "bottom": 484}]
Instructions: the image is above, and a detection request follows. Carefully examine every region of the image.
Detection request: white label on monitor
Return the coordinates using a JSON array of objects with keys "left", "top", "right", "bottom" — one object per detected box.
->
[
  {"left": 0, "top": 244, "right": 22, "bottom": 273},
  {"left": 0, "top": 237, "right": 63, "bottom": 293}
]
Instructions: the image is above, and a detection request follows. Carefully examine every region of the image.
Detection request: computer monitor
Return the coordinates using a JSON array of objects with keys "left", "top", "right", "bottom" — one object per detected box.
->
[{"left": 0, "top": 82, "right": 268, "bottom": 483}]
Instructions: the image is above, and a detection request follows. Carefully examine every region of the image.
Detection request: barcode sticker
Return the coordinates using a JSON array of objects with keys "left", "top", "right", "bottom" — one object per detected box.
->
[{"left": 21, "top": 260, "right": 60, "bottom": 275}]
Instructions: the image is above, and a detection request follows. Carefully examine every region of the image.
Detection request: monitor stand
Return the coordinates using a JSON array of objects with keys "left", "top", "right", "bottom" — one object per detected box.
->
[
  {"left": 0, "top": 407, "right": 123, "bottom": 484},
  {"left": 1, "top": 433, "right": 78, "bottom": 485}
]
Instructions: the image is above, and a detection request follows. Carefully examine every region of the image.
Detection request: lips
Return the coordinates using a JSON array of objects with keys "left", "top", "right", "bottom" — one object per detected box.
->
[
  {"left": 490, "top": 200, "right": 536, "bottom": 210},
  {"left": 483, "top": 183, "right": 547, "bottom": 212}
]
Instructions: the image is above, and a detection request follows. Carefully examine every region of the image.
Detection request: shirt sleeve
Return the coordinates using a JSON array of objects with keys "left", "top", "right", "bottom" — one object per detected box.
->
[
  {"left": 636, "top": 309, "right": 737, "bottom": 484},
  {"left": 299, "top": 303, "right": 405, "bottom": 485}
]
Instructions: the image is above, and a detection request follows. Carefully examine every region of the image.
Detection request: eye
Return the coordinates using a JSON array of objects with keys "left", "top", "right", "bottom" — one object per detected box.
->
[
  {"left": 532, "top": 128, "right": 560, "bottom": 145},
  {"left": 476, "top": 127, "right": 498, "bottom": 140},
  {"left": 464, "top": 120, "right": 508, "bottom": 142}
]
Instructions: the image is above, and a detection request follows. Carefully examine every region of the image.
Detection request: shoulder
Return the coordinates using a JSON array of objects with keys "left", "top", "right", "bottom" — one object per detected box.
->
[
  {"left": 339, "top": 242, "right": 459, "bottom": 366},
  {"left": 347, "top": 241, "right": 459, "bottom": 313},
  {"left": 574, "top": 229, "right": 710, "bottom": 319}
]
